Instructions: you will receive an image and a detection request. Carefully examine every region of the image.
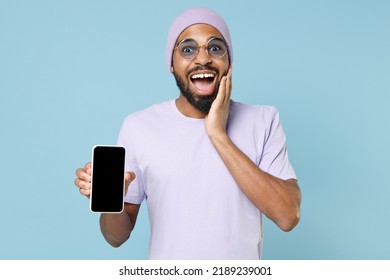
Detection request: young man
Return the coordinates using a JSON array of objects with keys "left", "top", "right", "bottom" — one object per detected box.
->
[{"left": 75, "top": 7, "right": 301, "bottom": 259}]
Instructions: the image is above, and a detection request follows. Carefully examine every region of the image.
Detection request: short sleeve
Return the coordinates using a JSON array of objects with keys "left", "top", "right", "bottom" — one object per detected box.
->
[
  {"left": 116, "top": 118, "right": 145, "bottom": 204},
  {"left": 258, "top": 107, "right": 297, "bottom": 180}
]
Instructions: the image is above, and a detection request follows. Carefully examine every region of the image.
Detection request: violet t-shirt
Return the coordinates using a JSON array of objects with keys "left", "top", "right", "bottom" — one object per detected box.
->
[{"left": 117, "top": 100, "right": 296, "bottom": 259}]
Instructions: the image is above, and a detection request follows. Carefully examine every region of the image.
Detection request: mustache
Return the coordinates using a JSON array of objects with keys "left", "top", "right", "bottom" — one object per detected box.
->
[{"left": 186, "top": 66, "right": 220, "bottom": 77}]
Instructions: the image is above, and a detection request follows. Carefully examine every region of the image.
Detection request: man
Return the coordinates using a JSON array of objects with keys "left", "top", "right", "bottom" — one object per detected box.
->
[{"left": 74, "top": 6, "right": 301, "bottom": 259}]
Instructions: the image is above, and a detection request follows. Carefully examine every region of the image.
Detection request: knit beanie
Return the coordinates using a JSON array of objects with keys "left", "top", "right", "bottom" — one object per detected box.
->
[{"left": 165, "top": 6, "right": 233, "bottom": 70}]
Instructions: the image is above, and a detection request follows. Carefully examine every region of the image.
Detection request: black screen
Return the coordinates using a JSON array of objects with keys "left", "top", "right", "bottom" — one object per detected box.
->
[{"left": 91, "top": 146, "right": 125, "bottom": 213}]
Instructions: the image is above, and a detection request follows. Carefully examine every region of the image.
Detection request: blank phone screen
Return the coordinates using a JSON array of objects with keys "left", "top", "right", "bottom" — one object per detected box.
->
[{"left": 91, "top": 146, "right": 125, "bottom": 213}]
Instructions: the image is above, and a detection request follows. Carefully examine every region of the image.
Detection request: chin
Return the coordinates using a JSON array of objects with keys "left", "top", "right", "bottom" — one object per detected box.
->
[{"left": 174, "top": 71, "right": 219, "bottom": 114}]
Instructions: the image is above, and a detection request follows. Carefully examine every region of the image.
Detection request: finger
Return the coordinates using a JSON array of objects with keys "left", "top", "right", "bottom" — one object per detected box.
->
[
  {"left": 76, "top": 167, "right": 91, "bottom": 183},
  {"left": 215, "top": 76, "right": 227, "bottom": 105},
  {"left": 74, "top": 178, "right": 91, "bottom": 190},
  {"left": 226, "top": 68, "right": 232, "bottom": 101},
  {"left": 79, "top": 187, "right": 91, "bottom": 198},
  {"left": 221, "top": 68, "right": 232, "bottom": 104},
  {"left": 124, "top": 172, "right": 136, "bottom": 195},
  {"left": 125, "top": 172, "right": 136, "bottom": 188},
  {"left": 74, "top": 177, "right": 81, "bottom": 188},
  {"left": 84, "top": 162, "right": 92, "bottom": 175}
]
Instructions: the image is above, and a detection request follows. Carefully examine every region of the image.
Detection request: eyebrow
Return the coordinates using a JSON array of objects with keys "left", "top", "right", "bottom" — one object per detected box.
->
[{"left": 176, "top": 36, "right": 224, "bottom": 46}]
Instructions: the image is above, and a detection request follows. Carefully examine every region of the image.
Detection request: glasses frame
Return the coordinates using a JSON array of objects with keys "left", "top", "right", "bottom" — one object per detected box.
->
[{"left": 174, "top": 37, "right": 228, "bottom": 60}]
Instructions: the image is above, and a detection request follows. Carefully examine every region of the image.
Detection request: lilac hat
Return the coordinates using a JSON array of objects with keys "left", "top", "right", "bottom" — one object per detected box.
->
[{"left": 166, "top": 6, "right": 233, "bottom": 70}]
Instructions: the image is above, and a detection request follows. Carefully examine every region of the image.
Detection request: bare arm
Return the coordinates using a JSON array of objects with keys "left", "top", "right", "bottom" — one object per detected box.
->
[
  {"left": 205, "top": 68, "right": 301, "bottom": 231},
  {"left": 208, "top": 133, "right": 301, "bottom": 231},
  {"left": 100, "top": 203, "right": 140, "bottom": 247}
]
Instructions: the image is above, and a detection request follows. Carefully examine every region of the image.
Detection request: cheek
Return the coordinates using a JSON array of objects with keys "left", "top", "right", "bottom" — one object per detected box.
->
[
  {"left": 217, "top": 56, "right": 230, "bottom": 74},
  {"left": 172, "top": 62, "right": 188, "bottom": 79},
  {"left": 172, "top": 53, "right": 188, "bottom": 73},
  {"left": 218, "top": 62, "right": 230, "bottom": 76}
]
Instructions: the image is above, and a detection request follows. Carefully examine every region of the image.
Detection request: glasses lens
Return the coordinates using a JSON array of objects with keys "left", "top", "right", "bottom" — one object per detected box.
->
[
  {"left": 207, "top": 38, "right": 227, "bottom": 59},
  {"left": 178, "top": 39, "right": 198, "bottom": 60}
]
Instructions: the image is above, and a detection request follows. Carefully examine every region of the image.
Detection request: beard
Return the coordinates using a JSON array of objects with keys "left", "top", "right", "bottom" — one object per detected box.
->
[{"left": 173, "top": 66, "right": 226, "bottom": 114}]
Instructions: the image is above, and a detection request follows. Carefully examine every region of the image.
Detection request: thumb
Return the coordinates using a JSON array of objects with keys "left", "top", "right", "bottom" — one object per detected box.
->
[{"left": 124, "top": 171, "right": 136, "bottom": 193}]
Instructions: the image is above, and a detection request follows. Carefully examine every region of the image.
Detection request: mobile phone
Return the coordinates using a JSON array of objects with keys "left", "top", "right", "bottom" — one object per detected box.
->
[{"left": 90, "top": 145, "right": 126, "bottom": 213}]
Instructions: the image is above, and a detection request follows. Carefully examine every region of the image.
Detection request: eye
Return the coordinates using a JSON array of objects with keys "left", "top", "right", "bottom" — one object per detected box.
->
[
  {"left": 209, "top": 45, "right": 222, "bottom": 52},
  {"left": 207, "top": 38, "right": 227, "bottom": 56},
  {"left": 181, "top": 46, "right": 196, "bottom": 53},
  {"left": 177, "top": 39, "right": 198, "bottom": 56}
]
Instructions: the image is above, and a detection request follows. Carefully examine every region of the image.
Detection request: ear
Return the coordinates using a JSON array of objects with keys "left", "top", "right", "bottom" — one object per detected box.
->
[{"left": 170, "top": 66, "right": 174, "bottom": 73}]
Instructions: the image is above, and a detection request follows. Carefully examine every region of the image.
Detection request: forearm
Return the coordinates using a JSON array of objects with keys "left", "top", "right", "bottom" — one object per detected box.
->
[
  {"left": 209, "top": 133, "right": 301, "bottom": 231},
  {"left": 100, "top": 212, "right": 133, "bottom": 247}
]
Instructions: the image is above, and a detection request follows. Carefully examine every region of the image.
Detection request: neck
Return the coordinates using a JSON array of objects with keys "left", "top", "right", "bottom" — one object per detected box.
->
[{"left": 175, "top": 95, "right": 207, "bottom": 119}]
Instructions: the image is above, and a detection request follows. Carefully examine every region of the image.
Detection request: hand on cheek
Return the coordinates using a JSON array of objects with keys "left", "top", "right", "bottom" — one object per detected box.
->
[{"left": 205, "top": 67, "right": 232, "bottom": 139}]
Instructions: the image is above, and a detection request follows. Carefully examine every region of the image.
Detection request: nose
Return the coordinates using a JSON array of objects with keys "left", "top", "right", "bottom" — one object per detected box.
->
[{"left": 194, "top": 45, "right": 212, "bottom": 65}]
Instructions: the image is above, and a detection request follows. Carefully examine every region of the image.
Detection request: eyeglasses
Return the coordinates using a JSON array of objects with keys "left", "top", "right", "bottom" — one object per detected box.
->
[{"left": 174, "top": 37, "right": 228, "bottom": 60}]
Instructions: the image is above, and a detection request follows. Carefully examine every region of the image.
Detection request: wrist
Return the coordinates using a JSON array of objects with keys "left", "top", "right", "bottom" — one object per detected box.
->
[{"left": 208, "top": 130, "right": 230, "bottom": 147}]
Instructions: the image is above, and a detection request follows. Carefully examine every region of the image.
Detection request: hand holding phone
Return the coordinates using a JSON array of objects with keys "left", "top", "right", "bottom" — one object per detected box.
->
[{"left": 90, "top": 145, "right": 126, "bottom": 213}]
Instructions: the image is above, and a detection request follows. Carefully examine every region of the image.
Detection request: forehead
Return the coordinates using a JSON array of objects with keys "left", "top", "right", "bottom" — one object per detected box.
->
[{"left": 176, "top": 24, "right": 224, "bottom": 44}]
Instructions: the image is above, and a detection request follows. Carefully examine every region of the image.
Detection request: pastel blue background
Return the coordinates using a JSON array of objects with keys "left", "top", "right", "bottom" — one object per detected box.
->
[{"left": 0, "top": 0, "right": 389, "bottom": 259}]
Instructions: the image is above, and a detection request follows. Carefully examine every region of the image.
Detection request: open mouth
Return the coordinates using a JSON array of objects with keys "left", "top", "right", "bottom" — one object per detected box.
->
[{"left": 190, "top": 72, "right": 217, "bottom": 95}]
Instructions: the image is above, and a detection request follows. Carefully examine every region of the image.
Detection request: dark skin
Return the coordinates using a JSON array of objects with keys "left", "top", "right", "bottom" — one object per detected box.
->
[
  {"left": 74, "top": 162, "right": 138, "bottom": 247},
  {"left": 74, "top": 23, "right": 301, "bottom": 247},
  {"left": 173, "top": 24, "right": 301, "bottom": 231}
]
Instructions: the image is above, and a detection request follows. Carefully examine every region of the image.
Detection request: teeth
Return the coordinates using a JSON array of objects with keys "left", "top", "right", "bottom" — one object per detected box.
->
[{"left": 191, "top": 73, "right": 215, "bottom": 79}]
